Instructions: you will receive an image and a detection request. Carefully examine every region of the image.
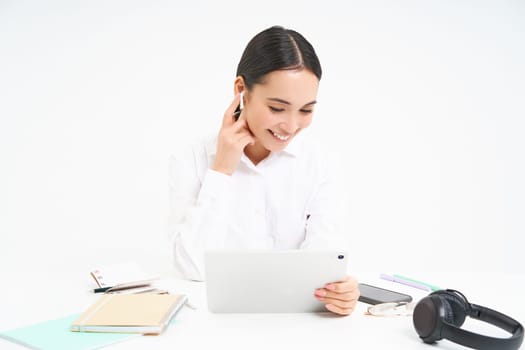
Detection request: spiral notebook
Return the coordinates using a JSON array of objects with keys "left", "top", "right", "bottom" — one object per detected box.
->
[{"left": 90, "top": 262, "right": 158, "bottom": 293}]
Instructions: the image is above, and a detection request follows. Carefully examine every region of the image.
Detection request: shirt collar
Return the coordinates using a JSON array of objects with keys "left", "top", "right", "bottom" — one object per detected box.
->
[{"left": 206, "top": 134, "right": 303, "bottom": 158}]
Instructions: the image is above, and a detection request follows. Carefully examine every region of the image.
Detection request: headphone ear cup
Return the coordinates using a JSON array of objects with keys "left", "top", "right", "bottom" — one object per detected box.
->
[
  {"left": 437, "top": 292, "right": 468, "bottom": 327},
  {"left": 413, "top": 291, "right": 469, "bottom": 344},
  {"left": 413, "top": 295, "right": 443, "bottom": 343},
  {"left": 440, "top": 295, "right": 458, "bottom": 325}
]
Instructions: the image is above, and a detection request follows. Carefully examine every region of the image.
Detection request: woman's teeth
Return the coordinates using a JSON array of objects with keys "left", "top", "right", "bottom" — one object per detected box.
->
[{"left": 271, "top": 130, "right": 290, "bottom": 141}]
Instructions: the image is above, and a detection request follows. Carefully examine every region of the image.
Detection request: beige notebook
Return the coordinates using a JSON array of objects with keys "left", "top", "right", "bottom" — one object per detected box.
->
[{"left": 71, "top": 293, "right": 187, "bottom": 334}]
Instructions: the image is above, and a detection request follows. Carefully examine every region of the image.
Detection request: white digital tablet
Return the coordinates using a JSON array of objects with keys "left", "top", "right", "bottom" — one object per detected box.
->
[{"left": 204, "top": 250, "right": 348, "bottom": 313}]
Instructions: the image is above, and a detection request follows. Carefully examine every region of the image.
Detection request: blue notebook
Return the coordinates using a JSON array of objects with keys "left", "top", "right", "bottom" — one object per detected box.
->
[{"left": 0, "top": 314, "right": 138, "bottom": 350}]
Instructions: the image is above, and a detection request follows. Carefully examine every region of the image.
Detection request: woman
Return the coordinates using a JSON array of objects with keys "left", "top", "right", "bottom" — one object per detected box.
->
[{"left": 169, "top": 26, "right": 359, "bottom": 316}]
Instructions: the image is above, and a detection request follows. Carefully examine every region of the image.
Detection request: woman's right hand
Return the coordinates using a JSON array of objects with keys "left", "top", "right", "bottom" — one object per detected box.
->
[{"left": 212, "top": 94, "right": 255, "bottom": 176}]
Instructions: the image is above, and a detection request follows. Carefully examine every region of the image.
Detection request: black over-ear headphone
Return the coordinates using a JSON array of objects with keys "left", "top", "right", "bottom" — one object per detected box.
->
[{"left": 413, "top": 289, "right": 523, "bottom": 350}]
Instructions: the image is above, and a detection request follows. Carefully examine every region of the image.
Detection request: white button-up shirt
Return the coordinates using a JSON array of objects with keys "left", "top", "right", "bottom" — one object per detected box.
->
[{"left": 168, "top": 133, "right": 346, "bottom": 281}]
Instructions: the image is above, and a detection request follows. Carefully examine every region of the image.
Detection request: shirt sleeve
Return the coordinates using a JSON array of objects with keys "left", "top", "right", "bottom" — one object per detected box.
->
[
  {"left": 168, "top": 148, "right": 234, "bottom": 281},
  {"left": 300, "top": 146, "right": 349, "bottom": 253}
]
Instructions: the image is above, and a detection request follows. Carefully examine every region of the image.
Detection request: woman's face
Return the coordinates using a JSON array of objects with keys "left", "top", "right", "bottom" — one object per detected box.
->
[{"left": 243, "top": 69, "right": 319, "bottom": 154}]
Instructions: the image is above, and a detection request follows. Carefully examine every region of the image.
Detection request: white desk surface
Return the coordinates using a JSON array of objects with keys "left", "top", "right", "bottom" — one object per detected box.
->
[{"left": 1, "top": 257, "right": 523, "bottom": 350}]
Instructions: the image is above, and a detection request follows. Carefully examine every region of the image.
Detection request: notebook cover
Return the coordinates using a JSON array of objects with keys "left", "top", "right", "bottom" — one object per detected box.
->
[
  {"left": 0, "top": 314, "right": 138, "bottom": 350},
  {"left": 71, "top": 293, "right": 187, "bottom": 334}
]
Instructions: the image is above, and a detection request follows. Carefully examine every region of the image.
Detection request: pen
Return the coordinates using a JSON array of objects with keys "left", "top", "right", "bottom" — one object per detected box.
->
[
  {"left": 380, "top": 273, "right": 432, "bottom": 292},
  {"left": 392, "top": 274, "right": 441, "bottom": 292},
  {"left": 93, "top": 283, "right": 153, "bottom": 294}
]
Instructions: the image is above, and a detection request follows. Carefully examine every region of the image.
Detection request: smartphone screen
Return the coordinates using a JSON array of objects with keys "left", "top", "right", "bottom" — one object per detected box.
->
[{"left": 358, "top": 283, "right": 413, "bottom": 305}]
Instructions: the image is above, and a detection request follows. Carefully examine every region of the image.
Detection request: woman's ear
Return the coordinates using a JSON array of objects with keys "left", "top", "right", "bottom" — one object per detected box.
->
[{"left": 233, "top": 76, "right": 245, "bottom": 95}]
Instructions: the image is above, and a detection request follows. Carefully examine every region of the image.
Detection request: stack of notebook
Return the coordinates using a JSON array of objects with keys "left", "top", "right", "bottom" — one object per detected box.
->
[
  {"left": 71, "top": 293, "right": 187, "bottom": 335},
  {"left": 0, "top": 293, "right": 187, "bottom": 350}
]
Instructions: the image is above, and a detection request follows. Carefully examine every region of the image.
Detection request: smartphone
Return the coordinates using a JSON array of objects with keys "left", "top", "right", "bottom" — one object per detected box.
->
[{"left": 358, "top": 283, "right": 413, "bottom": 305}]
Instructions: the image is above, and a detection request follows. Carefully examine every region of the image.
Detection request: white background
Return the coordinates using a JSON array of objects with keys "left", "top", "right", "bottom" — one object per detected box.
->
[{"left": 1, "top": 0, "right": 524, "bottom": 278}]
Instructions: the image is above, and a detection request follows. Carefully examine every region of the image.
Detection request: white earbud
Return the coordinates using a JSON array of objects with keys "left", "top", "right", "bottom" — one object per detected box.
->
[{"left": 239, "top": 91, "right": 244, "bottom": 110}]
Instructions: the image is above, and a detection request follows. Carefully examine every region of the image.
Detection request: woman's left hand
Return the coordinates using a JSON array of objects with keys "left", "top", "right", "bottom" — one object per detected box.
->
[{"left": 314, "top": 275, "right": 360, "bottom": 316}]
